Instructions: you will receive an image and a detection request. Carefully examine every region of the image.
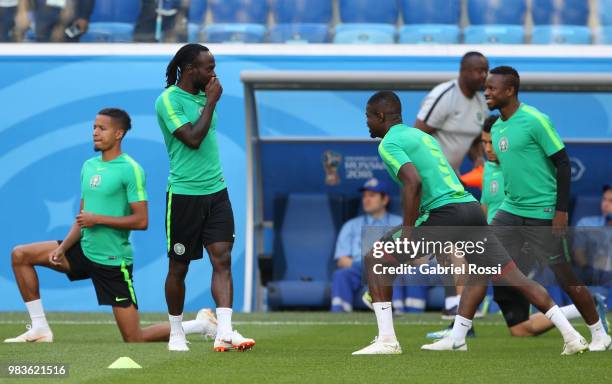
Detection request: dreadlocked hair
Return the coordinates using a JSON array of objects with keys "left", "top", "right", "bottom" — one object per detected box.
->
[{"left": 165, "top": 44, "right": 210, "bottom": 88}]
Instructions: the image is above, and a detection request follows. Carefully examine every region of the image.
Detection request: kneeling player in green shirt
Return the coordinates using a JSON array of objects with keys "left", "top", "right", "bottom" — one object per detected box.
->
[
  {"left": 353, "top": 91, "right": 587, "bottom": 355},
  {"left": 5, "top": 109, "right": 216, "bottom": 344}
]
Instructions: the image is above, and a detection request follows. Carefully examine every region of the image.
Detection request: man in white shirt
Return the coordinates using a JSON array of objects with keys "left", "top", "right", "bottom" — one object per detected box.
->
[
  {"left": 414, "top": 51, "right": 489, "bottom": 318},
  {"left": 414, "top": 51, "right": 489, "bottom": 173}
]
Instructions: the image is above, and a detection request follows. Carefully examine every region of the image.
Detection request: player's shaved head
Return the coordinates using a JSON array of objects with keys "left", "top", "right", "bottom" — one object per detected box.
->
[
  {"left": 460, "top": 51, "right": 486, "bottom": 69},
  {"left": 366, "top": 91, "right": 403, "bottom": 139},
  {"left": 367, "top": 91, "right": 402, "bottom": 116}
]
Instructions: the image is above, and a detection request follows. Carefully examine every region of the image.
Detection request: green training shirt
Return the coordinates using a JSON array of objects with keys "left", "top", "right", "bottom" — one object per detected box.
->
[
  {"left": 491, "top": 103, "right": 564, "bottom": 220},
  {"left": 80, "top": 154, "right": 147, "bottom": 266},
  {"left": 480, "top": 161, "right": 505, "bottom": 224},
  {"left": 378, "top": 124, "right": 476, "bottom": 217},
  {"left": 155, "top": 85, "right": 226, "bottom": 195}
]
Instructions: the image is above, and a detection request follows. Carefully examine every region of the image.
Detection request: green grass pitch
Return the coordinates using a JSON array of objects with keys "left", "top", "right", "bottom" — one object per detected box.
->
[{"left": 1, "top": 311, "right": 610, "bottom": 384}]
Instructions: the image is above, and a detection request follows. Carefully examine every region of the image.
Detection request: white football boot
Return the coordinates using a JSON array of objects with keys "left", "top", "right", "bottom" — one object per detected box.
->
[
  {"left": 588, "top": 334, "right": 612, "bottom": 352},
  {"left": 561, "top": 336, "right": 588, "bottom": 355},
  {"left": 4, "top": 325, "right": 53, "bottom": 343},
  {"left": 214, "top": 330, "right": 255, "bottom": 352},
  {"left": 352, "top": 337, "right": 402, "bottom": 355},
  {"left": 421, "top": 336, "right": 467, "bottom": 351}
]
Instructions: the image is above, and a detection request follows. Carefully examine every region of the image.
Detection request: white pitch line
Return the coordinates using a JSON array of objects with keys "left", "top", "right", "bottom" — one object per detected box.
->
[{"left": 0, "top": 320, "right": 508, "bottom": 326}]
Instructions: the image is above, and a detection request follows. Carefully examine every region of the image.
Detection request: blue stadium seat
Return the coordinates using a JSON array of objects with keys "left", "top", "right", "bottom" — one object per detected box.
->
[
  {"left": 402, "top": 0, "right": 460, "bottom": 24},
  {"left": 531, "top": 26, "right": 591, "bottom": 44},
  {"left": 467, "top": 0, "right": 526, "bottom": 25},
  {"left": 269, "top": 1, "right": 331, "bottom": 44},
  {"left": 187, "top": 0, "right": 207, "bottom": 42},
  {"left": 339, "top": 0, "right": 399, "bottom": 24},
  {"left": 599, "top": 26, "right": 612, "bottom": 44},
  {"left": 269, "top": 23, "right": 330, "bottom": 43},
  {"left": 81, "top": 0, "right": 140, "bottom": 42},
  {"left": 333, "top": 24, "right": 396, "bottom": 44},
  {"left": 571, "top": 195, "right": 602, "bottom": 225},
  {"left": 427, "top": 286, "right": 445, "bottom": 310},
  {"left": 464, "top": 25, "right": 525, "bottom": 44},
  {"left": 209, "top": 0, "right": 268, "bottom": 23},
  {"left": 203, "top": 24, "right": 266, "bottom": 43},
  {"left": 399, "top": 25, "right": 460, "bottom": 44},
  {"left": 601, "top": 0, "right": 612, "bottom": 25},
  {"left": 532, "top": 0, "right": 589, "bottom": 26},
  {"left": 88, "top": 0, "right": 140, "bottom": 23},
  {"left": 207, "top": 0, "right": 268, "bottom": 43},
  {"left": 267, "top": 194, "right": 343, "bottom": 309},
  {"left": 272, "top": 0, "right": 332, "bottom": 23},
  {"left": 80, "top": 23, "right": 136, "bottom": 42}
]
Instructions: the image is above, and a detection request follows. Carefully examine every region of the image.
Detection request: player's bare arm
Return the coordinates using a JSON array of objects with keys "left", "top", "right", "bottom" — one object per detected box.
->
[
  {"left": 50, "top": 199, "right": 84, "bottom": 266},
  {"left": 397, "top": 163, "right": 422, "bottom": 228},
  {"left": 173, "top": 77, "right": 222, "bottom": 149},
  {"left": 77, "top": 201, "right": 148, "bottom": 231}
]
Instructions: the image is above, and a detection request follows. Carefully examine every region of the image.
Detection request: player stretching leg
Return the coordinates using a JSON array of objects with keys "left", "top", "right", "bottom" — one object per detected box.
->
[
  {"left": 352, "top": 92, "right": 587, "bottom": 355},
  {"left": 5, "top": 109, "right": 216, "bottom": 344},
  {"left": 425, "top": 115, "right": 609, "bottom": 340},
  {"left": 156, "top": 44, "right": 254, "bottom": 352},
  {"left": 483, "top": 66, "right": 611, "bottom": 351}
]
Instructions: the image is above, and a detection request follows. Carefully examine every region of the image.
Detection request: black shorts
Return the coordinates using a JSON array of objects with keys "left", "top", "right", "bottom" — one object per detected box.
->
[
  {"left": 493, "top": 285, "right": 530, "bottom": 327},
  {"left": 489, "top": 211, "right": 575, "bottom": 328},
  {"left": 418, "top": 202, "right": 513, "bottom": 269},
  {"left": 491, "top": 210, "right": 570, "bottom": 267},
  {"left": 165, "top": 188, "right": 235, "bottom": 261},
  {"left": 372, "top": 202, "right": 514, "bottom": 283},
  {"left": 59, "top": 241, "right": 137, "bottom": 309}
]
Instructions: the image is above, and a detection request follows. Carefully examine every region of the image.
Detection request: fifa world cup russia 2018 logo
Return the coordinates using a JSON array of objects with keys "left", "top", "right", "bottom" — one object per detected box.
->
[{"left": 322, "top": 150, "right": 342, "bottom": 186}]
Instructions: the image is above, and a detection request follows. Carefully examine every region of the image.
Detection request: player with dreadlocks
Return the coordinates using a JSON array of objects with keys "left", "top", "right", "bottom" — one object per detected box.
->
[{"left": 155, "top": 44, "right": 255, "bottom": 352}]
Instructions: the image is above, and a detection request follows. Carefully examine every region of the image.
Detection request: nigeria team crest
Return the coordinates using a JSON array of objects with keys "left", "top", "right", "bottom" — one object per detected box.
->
[
  {"left": 490, "top": 180, "right": 499, "bottom": 194},
  {"left": 90, "top": 174, "right": 102, "bottom": 188},
  {"left": 499, "top": 137, "right": 509, "bottom": 152}
]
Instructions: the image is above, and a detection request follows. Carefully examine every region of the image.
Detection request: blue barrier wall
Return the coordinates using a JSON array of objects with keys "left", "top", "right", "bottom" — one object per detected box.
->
[
  {"left": 260, "top": 141, "right": 612, "bottom": 221},
  {"left": 1, "top": 46, "right": 611, "bottom": 312},
  {"left": 257, "top": 90, "right": 612, "bottom": 139}
]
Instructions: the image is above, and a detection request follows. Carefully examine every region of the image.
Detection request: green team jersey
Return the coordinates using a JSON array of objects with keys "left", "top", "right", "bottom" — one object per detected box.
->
[
  {"left": 491, "top": 103, "right": 564, "bottom": 219},
  {"left": 80, "top": 154, "right": 147, "bottom": 266},
  {"left": 480, "top": 161, "right": 505, "bottom": 224},
  {"left": 155, "top": 85, "right": 226, "bottom": 195},
  {"left": 378, "top": 124, "right": 476, "bottom": 217}
]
